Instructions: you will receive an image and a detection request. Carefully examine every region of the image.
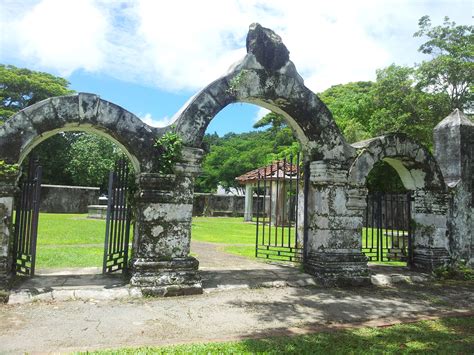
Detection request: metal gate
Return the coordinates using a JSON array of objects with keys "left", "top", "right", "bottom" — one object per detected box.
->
[
  {"left": 13, "top": 157, "right": 42, "bottom": 276},
  {"left": 362, "top": 192, "right": 413, "bottom": 264},
  {"left": 103, "top": 158, "right": 132, "bottom": 273},
  {"left": 255, "top": 153, "right": 307, "bottom": 262}
]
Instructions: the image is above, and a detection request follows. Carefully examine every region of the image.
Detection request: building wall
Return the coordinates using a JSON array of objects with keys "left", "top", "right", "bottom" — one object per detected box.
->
[
  {"left": 39, "top": 185, "right": 100, "bottom": 213},
  {"left": 192, "top": 193, "right": 261, "bottom": 217}
]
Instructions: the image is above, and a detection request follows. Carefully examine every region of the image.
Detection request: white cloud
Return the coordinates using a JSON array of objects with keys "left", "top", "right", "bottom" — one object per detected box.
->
[
  {"left": 140, "top": 113, "right": 174, "bottom": 128},
  {"left": 254, "top": 107, "right": 270, "bottom": 123},
  {"left": 5, "top": 0, "right": 107, "bottom": 76},
  {"left": 1, "top": 0, "right": 472, "bottom": 93}
]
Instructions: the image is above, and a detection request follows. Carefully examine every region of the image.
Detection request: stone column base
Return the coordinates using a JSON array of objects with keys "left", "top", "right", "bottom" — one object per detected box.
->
[
  {"left": 130, "top": 257, "right": 203, "bottom": 297},
  {"left": 413, "top": 247, "right": 450, "bottom": 271},
  {"left": 304, "top": 251, "right": 370, "bottom": 286}
]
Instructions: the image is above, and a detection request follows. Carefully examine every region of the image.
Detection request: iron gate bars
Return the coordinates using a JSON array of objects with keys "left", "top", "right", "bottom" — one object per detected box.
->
[
  {"left": 362, "top": 192, "right": 413, "bottom": 265},
  {"left": 13, "top": 157, "right": 42, "bottom": 276},
  {"left": 255, "top": 153, "right": 303, "bottom": 262},
  {"left": 103, "top": 158, "right": 132, "bottom": 273}
]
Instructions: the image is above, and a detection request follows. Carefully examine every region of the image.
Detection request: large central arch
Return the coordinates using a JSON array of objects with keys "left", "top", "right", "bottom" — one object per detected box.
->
[{"left": 174, "top": 24, "right": 354, "bottom": 163}]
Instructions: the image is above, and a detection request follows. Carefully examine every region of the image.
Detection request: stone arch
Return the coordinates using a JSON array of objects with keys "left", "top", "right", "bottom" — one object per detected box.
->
[
  {"left": 174, "top": 24, "right": 354, "bottom": 163},
  {"left": 348, "top": 133, "right": 450, "bottom": 271},
  {"left": 0, "top": 93, "right": 160, "bottom": 173},
  {"left": 348, "top": 134, "right": 446, "bottom": 191},
  {"left": 0, "top": 93, "right": 163, "bottom": 292}
]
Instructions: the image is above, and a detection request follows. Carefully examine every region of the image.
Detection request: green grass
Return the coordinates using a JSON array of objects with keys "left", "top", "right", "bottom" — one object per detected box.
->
[
  {"left": 32, "top": 214, "right": 408, "bottom": 269},
  {"left": 85, "top": 316, "right": 474, "bottom": 354},
  {"left": 35, "top": 213, "right": 105, "bottom": 269},
  {"left": 222, "top": 245, "right": 255, "bottom": 258},
  {"left": 37, "top": 245, "right": 104, "bottom": 268},
  {"left": 191, "top": 217, "right": 256, "bottom": 244},
  {"left": 37, "top": 213, "right": 106, "bottom": 245}
]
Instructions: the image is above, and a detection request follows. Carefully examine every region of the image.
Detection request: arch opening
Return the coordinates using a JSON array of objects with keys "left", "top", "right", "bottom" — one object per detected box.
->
[
  {"left": 12, "top": 130, "right": 137, "bottom": 277},
  {"left": 189, "top": 102, "right": 306, "bottom": 285},
  {"left": 18, "top": 125, "right": 141, "bottom": 175}
]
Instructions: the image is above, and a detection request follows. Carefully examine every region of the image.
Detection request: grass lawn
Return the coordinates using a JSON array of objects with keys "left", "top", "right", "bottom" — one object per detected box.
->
[
  {"left": 86, "top": 316, "right": 474, "bottom": 354},
  {"left": 35, "top": 213, "right": 105, "bottom": 269},
  {"left": 191, "top": 216, "right": 256, "bottom": 244},
  {"left": 33, "top": 214, "right": 407, "bottom": 269}
]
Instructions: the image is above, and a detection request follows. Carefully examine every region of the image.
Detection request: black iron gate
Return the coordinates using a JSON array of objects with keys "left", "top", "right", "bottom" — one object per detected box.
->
[
  {"left": 103, "top": 159, "right": 132, "bottom": 273},
  {"left": 13, "top": 157, "right": 42, "bottom": 276},
  {"left": 362, "top": 192, "right": 413, "bottom": 264},
  {"left": 255, "top": 153, "right": 307, "bottom": 262}
]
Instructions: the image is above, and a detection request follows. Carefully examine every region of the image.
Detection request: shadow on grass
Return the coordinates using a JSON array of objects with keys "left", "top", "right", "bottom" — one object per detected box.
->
[{"left": 90, "top": 317, "right": 474, "bottom": 354}]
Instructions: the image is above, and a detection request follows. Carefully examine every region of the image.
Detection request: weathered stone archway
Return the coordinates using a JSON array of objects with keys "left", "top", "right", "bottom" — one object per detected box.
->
[
  {"left": 0, "top": 93, "right": 161, "bottom": 171},
  {"left": 0, "top": 93, "right": 164, "bottom": 291},
  {"left": 348, "top": 134, "right": 450, "bottom": 270},
  {"left": 174, "top": 24, "right": 354, "bottom": 163},
  {"left": 172, "top": 24, "right": 371, "bottom": 287},
  {"left": 1, "top": 23, "right": 463, "bottom": 297}
]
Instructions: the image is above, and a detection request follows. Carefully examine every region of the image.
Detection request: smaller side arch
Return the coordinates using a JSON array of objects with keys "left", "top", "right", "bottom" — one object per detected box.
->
[
  {"left": 0, "top": 93, "right": 161, "bottom": 173},
  {"left": 348, "top": 134, "right": 446, "bottom": 191},
  {"left": 348, "top": 133, "right": 451, "bottom": 271}
]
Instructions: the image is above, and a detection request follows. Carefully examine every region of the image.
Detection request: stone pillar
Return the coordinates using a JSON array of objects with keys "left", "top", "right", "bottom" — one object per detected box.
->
[
  {"left": 411, "top": 189, "right": 450, "bottom": 270},
  {"left": 303, "top": 161, "right": 370, "bottom": 286},
  {"left": 270, "top": 182, "right": 287, "bottom": 226},
  {"left": 0, "top": 176, "right": 17, "bottom": 292},
  {"left": 130, "top": 147, "right": 204, "bottom": 296},
  {"left": 433, "top": 109, "right": 474, "bottom": 265},
  {"left": 243, "top": 184, "right": 253, "bottom": 222}
]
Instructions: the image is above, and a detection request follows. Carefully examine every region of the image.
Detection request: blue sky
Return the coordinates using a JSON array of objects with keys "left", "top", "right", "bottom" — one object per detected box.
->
[{"left": 1, "top": 0, "right": 472, "bottom": 136}]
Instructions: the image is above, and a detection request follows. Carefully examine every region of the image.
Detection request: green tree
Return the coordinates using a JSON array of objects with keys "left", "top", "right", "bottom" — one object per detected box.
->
[
  {"left": 66, "top": 134, "right": 122, "bottom": 189},
  {"left": 0, "top": 64, "right": 77, "bottom": 184},
  {"left": 414, "top": 16, "right": 473, "bottom": 111},
  {"left": 33, "top": 133, "right": 77, "bottom": 185},
  {"left": 369, "top": 64, "right": 450, "bottom": 148},
  {"left": 196, "top": 123, "right": 298, "bottom": 193},
  {"left": 0, "top": 64, "right": 72, "bottom": 123},
  {"left": 319, "top": 81, "right": 373, "bottom": 143}
]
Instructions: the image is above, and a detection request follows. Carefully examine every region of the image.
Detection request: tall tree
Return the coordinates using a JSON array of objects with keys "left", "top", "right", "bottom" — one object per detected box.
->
[
  {"left": 0, "top": 64, "right": 72, "bottom": 123},
  {"left": 318, "top": 81, "right": 373, "bottom": 143},
  {"left": 369, "top": 64, "right": 450, "bottom": 148},
  {"left": 66, "top": 134, "right": 122, "bottom": 189},
  {"left": 414, "top": 16, "right": 473, "bottom": 111}
]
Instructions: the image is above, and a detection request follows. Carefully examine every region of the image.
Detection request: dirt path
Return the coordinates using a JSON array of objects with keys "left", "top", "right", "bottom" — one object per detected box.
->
[
  {"left": 2, "top": 240, "right": 473, "bottom": 352},
  {"left": 1, "top": 281, "right": 473, "bottom": 353}
]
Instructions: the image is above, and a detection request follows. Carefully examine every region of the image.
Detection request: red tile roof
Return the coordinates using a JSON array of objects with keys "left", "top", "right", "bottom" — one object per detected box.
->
[{"left": 235, "top": 161, "right": 299, "bottom": 184}]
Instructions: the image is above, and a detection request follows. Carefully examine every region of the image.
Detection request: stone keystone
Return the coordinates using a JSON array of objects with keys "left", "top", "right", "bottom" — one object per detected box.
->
[{"left": 246, "top": 23, "right": 290, "bottom": 71}]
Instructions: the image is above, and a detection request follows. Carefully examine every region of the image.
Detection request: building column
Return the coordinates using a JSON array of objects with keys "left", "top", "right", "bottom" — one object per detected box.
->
[
  {"left": 130, "top": 147, "right": 204, "bottom": 296},
  {"left": 243, "top": 184, "right": 253, "bottom": 222},
  {"left": 411, "top": 189, "right": 450, "bottom": 271},
  {"left": 433, "top": 109, "right": 474, "bottom": 266},
  {"left": 0, "top": 175, "right": 17, "bottom": 293},
  {"left": 303, "top": 161, "right": 370, "bottom": 286}
]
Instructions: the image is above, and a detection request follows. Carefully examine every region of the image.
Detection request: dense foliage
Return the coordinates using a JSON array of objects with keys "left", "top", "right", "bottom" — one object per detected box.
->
[
  {"left": 320, "top": 16, "right": 472, "bottom": 149},
  {"left": 195, "top": 127, "right": 299, "bottom": 193},
  {"left": 154, "top": 131, "right": 183, "bottom": 174},
  {"left": 414, "top": 16, "right": 473, "bottom": 112},
  {"left": 0, "top": 65, "right": 126, "bottom": 188},
  {"left": 0, "top": 64, "right": 72, "bottom": 124}
]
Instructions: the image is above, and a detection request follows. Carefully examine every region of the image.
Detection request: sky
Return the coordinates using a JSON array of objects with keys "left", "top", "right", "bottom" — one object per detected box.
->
[{"left": 0, "top": 0, "right": 472, "bottom": 135}]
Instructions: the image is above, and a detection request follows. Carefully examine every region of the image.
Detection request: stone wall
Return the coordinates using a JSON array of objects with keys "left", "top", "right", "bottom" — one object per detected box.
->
[
  {"left": 39, "top": 185, "right": 100, "bottom": 214},
  {"left": 192, "top": 193, "right": 261, "bottom": 217}
]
